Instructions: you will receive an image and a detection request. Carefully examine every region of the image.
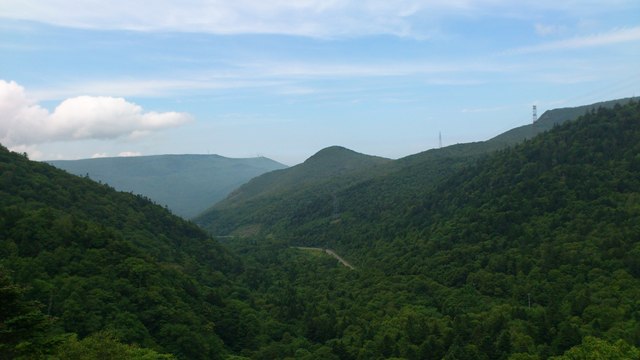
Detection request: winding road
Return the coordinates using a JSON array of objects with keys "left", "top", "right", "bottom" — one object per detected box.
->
[{"left": 294, "top": 247, "right": 355, "bottom": 270}]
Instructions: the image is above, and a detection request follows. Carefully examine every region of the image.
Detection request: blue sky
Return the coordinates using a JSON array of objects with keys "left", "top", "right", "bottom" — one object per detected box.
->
[{"left": 1, "top": 1, "right": 639, "bottom": 165}]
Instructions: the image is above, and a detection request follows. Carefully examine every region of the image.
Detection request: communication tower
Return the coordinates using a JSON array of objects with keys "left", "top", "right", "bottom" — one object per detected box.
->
[
  {"left": 439, "top": 131, "right": 442, "bottom": 148},
  {"left": 532, "top": 105, "right": 537, "bottom": 123}
]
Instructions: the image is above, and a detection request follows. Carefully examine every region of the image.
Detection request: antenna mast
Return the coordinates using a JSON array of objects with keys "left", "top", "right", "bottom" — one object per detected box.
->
[
  {"left": 532, "top": 105, "right": 537, "bottom": 123},
  {"left": 439, "top": 131, "right": 442, "bottom": 148}
]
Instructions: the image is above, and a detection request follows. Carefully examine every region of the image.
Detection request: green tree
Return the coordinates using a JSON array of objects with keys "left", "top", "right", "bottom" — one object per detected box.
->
[
  {"left": 54, "top": 332, "right": 175, "bottom": 359},
  {"left": 549, "top": 336, "right": 640, "bottom": 359},
  {"left": 0, "top": 268, "right": 61, "bottom": 359}
]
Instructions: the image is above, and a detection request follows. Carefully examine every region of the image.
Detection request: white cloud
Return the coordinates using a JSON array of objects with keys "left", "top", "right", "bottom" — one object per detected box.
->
[
  {"left": 511, "top": 26, "right": 640, "bottom": 54},
  {"left": 24, "top": 60, "right": 511, "bottom": 102},
  {"left": 0, "top": 0, "right": 442, "bottom": 36},
  {"left": 5, "top": 0, "right": 634, "bottom": 38},
  {"left": 0, "top": 80, "right": 192, "bottom": 149},
  {"left": 91, "top": 152, "right": 108, "bottom": 158}
]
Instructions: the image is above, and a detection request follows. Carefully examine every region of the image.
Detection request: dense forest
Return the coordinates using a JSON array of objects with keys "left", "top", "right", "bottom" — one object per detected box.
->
[
  {"left": 202, "top": 100, "right": 640, "bottom": 358},
  {"left": 2, "top": 100, "right": 640, "bottom": 359},
  {"left": 195, "top": 97, "right": 640, "bottom": 238},
  {"left": 0, "top": 147, "right": 286, "bottom": 358}
]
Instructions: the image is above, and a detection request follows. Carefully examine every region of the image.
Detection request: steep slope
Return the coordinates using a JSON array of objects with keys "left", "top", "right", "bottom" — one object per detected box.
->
[
  {"left": 48, "top": 154, "right": 287, "bottom": 218},
  {"left": 0, "top": 146, "right": 251, "bottom": 359},
  {"left": 347, "top": 101, "right": 640, "bottom": 265},
  {"left": 343, "top": 100, "right": 640, "bottom": 358},
  {"left": 309, "top": 101, "right": 640, "bottom": 262},
  {"left": 198, "top": 98, "right": 636, "bottom": 240},
  {"left": 216, "top": 101, "right": 640, "bottom": 359},
  {"left": 195, "top": 146, "right": 390, "bottom": 235}
]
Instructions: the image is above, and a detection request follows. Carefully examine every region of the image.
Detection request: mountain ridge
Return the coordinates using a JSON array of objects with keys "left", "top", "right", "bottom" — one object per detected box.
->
[
  {"left": 196, "top": 96, "right": 639, "bottom": 238},
  {"left": 48, "top": 153, "right": 287, "bottom": 218},
  {"left": 195, "top": 146, "right": 390, "bottom": 236},
  {"left": 200, "top": 99, "right": 640, "bottom": 359}
]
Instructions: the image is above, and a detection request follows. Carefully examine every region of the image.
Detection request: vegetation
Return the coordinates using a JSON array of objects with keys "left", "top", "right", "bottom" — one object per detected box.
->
[
  {"left": 197, "top": 97, "right": 640, "bottom": 240},
  {"left": 201, "top": 100, "right": 640, "bottom": 358},
  {"left": 3, "top": 99, "right": 640, "bottom": 359},
  {"left": 196, "top": 146, "right": 391, "bottom": 236},
  {"left": 0, "top": 146, "right": 251, "bottom": 358}
]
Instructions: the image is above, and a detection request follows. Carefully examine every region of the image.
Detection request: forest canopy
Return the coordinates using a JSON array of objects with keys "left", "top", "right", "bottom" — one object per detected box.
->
[{"left": 2, "top": 100, "right": 640, "bottom": 359}]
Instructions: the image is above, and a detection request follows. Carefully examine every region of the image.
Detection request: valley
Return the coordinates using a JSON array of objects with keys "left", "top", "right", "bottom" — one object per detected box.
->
[{"left": 2, "top": 98, "right": 640, "bottom": 359}]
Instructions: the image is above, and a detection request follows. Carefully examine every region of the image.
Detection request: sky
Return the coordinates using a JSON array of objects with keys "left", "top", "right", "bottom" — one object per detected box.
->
[{"left": 1, "top": 1, "right": 639, "bottom": 165}]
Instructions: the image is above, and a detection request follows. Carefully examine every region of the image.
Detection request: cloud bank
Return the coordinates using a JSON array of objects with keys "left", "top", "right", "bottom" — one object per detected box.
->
[{"left": 0, "top": 80, "right": 191, "bottom": 149}]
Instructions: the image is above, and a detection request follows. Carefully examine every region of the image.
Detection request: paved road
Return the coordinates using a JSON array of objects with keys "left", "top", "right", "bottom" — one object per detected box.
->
[{"left": 294, "top": 247, "right": 355, "bottom": 270}]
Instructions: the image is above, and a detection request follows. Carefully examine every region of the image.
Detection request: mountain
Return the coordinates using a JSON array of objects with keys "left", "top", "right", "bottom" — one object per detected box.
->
[
  {"left": 48, "top": 154, "right": 287, "bottom": 218},
  {"left": 4, "top": 99, "right": 640, "bottom": 359},
  {"left": 335, "top": 100, "right": 640, "bottom": 358},
  {"left": 205, "top": 100, "right": 640, "bottom": 359},
  {"left": 196, "top": 97, "right": 637, "bottom": 239},
  {"left": 195, "top": 146, "right": 390, "bottom": 235},
  {"left": 0, "top": 145, "right": 268, "bottom": 358},
  {"left": 221, "top": 146, "right": 390, "bottom": 205}
]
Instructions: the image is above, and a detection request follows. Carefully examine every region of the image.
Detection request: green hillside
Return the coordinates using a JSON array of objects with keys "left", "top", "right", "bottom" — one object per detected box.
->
[
  {"left": 48, "top": 154, "right": 287, "bottom": 219},
  {"left": 197, "top": 98, "right": 637, "bottom": 240},
  {"left": 196, "top": 100, "right": 640, "bottom": 358},
  {"left": 4, "top": 99, "right": 640, "bottom": 359},
  {"left": 345, "top": 100, "right": 640, "bottom": 358},
  {"left": 0, "top": 146, "right": 268, "bottom": 359},
  {"left": 195, "top": 146, "right": 390, "bottom": 236}
]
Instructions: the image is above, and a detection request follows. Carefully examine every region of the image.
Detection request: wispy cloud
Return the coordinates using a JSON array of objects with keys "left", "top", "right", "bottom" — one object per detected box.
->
[
  {"left": 26, "top": 59, "right": 516, "bottom": 101},
  {"left": 0, "top": 0, "right": 444, "bottom": 37},
  {"left": 3, "top": 0, "right": 635, "bottom": 38},
  {"left": 509, "top": 26, "right": 640, "bottom": 54}
]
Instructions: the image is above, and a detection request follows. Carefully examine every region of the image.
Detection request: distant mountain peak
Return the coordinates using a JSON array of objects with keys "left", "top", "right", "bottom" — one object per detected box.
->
[
  {"left": 48, "top": 153, "right": 287, "bottom": 218},
  {"left": 312, "top": 145, "right": 353, "bottom": 154},
  {"left": 303, "top": 146, "right": 389, "bottom": 169}
]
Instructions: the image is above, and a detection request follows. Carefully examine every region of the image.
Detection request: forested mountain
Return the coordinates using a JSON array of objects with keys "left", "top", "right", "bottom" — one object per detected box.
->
[
  {"left": 196, "top": 98, "right": 638, "bottom": 238},
  {"left": 199, "top": 100, "right": 640, "bottom": 358},
  {"left": 4, "top": 99, "right": 640, "bottom": 359},
  {"left": 195, "top": 146, "right": 390, "bottom": 236},
  {"left": 0, "top": 146, "right": 270, "bottom": 359},
  {"left": 48, "top": 154, "right": 287, "bottom": 218}
]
